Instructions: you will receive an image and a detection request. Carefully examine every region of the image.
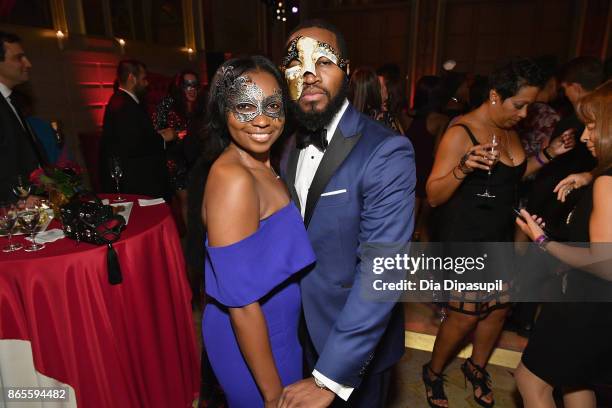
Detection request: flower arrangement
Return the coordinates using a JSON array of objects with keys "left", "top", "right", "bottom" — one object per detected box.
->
[
  {"left": 29, "top": 161, "right": 84, "bottom": 215},
  {"left": 29, "top": 161, "right": 84, "bottom": 198}
]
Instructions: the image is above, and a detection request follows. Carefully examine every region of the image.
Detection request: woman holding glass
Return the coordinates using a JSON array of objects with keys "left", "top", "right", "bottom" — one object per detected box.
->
[
  {"left": 514, "top": 80, "right": 612, "bottom": 408},
  {"left": 423, "top": 59, "right": 574, "bottom": 408}
]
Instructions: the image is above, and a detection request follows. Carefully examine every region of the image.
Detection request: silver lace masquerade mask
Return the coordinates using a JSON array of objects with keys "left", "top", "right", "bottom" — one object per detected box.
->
[
  {"left": 281, "top": 36, "right": 348, "bottom": 101},
  {"left": 182, "top": 78, "right": 199, "bottom": 90},
  {"left": 217, "top": 66, "right": 284, "bottom": 123}
]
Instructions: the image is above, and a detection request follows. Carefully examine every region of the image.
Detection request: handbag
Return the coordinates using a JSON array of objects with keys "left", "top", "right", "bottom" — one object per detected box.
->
[{"left": 60, "top": 192, "right": 126, "bottom": 285}]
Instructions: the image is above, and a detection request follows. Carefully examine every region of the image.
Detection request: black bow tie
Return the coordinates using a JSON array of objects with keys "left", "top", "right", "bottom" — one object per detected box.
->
[{"left": 296, "top": 128, "right": 328, "bottom": 151}]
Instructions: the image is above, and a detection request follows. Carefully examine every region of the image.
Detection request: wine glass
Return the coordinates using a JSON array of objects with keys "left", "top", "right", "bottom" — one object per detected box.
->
[
  {"left": 110, "top": 157, "right": 125, "bottom": 202},
  {"left": 19, "top": 207, "right": 45, "bottom": 252},
  {"left": 50, "top": 120, "right": 65, "bottom": 147},
  {"left": 0, "top": 203, "right": 23, "bottom": 252},
  {"left": 476, "top": 133, "right": 499, "bottom": 198},
  {"left": 12, "top": 175, "right": 32, "bottom": 209}
]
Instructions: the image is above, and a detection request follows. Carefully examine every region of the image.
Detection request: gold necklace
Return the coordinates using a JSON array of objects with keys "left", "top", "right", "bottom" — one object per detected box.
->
[
  {"left": 236, "top": 148, "right": 279, "bottom": 179},
  {"left": 497, "top": 129, "right": 515, "bottom": 164}
]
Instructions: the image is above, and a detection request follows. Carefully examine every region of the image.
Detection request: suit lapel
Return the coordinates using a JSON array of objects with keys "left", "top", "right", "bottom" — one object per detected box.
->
[
  {"left": 0, "top": 95, "right": 23, "bottom": 132},
  {"left": 304, "top": 126, "right": 361, "bottom": 228},
  {"left": 1, "top": 95, "right": 49, "bottom": 167},
  {"left": 285, "top": 137, "right": 301, "bottom": 212}
]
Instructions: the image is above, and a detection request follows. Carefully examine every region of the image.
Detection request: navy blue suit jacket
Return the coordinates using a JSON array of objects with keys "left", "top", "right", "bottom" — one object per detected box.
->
[{"left": 283, "top": 103, "right": 416, "bottom": 388}]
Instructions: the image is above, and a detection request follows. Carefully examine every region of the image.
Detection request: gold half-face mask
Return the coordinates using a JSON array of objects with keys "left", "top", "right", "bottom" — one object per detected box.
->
[{"left": 281, "top": 36, "right": 348, "bottom": 100}]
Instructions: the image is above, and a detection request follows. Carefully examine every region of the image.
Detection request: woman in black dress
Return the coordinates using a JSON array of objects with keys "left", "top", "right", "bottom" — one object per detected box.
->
[
  {"left": 423, "top": 59, "right": 575, "bottom": 408},
  {"left": 153, "top": 70, "right": 206, "bottom": 225},
  {"left": 515, "top": 80, "right": 612, "bottom": 408}
]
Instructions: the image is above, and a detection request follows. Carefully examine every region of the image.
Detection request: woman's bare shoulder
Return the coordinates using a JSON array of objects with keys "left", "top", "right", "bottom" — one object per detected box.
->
[
  {"left": 204, "top": 155, "right": 260, "bottom": 246},
  {"left": 206, "top": 155, "right": 256, "bottom": 207}
]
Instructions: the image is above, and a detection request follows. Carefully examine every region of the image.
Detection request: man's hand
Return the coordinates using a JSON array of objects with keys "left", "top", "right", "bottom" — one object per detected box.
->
[
  {"left": 547, "top": 128, "right": 576, "bottom": 157},
  {"left": 158, "top": 128, "right": 177, "bottom": 142},
  {"left": 278, "top": 378, "right": 335, "bottom": 408}
]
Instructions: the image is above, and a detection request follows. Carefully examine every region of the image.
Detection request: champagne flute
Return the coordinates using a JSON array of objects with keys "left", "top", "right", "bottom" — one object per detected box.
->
[
  {"left": 50, "top": 120, "right": 65, "bottom": 147},
  {"left": 0, "top": 203, "right": 23, "bottom": 252},
  {"left": 110, "top": 157, "right": 125, "bottom": 202},
  {"left": 12, "top": 175, "right": 32, "bottom": 209},
  {"left": 476, "top": 133, "right": 499, "bottom": 198},
  {"left": 19, "top": 207, "right": 45, "bottom": 252}
]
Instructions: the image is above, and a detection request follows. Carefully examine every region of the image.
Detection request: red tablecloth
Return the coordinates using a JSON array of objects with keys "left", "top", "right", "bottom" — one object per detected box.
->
[{"left": 0, "top": 195, "right": 200, "bottom": 407}]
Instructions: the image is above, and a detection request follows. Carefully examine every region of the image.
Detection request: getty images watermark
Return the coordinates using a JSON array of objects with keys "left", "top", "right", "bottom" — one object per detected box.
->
[
  {"left": 360, "top": 241, "right": 612, "bottom": 302},
  {"left": 371, "top": 253, "right": 503, "bottom": 293}
]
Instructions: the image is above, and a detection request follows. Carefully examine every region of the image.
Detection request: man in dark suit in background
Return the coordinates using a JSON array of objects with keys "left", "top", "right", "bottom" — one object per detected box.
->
[
  {"left": 0, "top": 31, "right": 47, "bottom": 203},
  {"left": 99, "top": 60, "right": 175, "bottom": 199}
]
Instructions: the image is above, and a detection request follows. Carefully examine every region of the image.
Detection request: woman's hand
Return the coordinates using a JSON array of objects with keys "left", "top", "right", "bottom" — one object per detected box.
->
[
  {"left": 553, "top": 172, "right": 593, "bottom": 202},
  {"left": 458, "top": 142, "right": 500, "bottom": 173},
  {"left": 547, "top": 129, "right": 576, "bottom": 158},
  {"left": 158, "top": 127, "right": 177, "bottom": 142},
  {"left": 515, "top": 208, "right": 546, "bottom": 241},
  {"left": 264, "top": 396, "right": 281, "bottom": 408}
]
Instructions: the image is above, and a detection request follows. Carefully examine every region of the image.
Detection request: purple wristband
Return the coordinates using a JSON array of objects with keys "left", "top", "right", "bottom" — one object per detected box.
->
[
  {"left": 535, "top": 234, "right": 549, "bottom": 251},
  {"left": 534, "top": 234, "right": 547, "bottom": 244},
  {"left": 535, "top": 152, "right": 546, "bottom": 166}
]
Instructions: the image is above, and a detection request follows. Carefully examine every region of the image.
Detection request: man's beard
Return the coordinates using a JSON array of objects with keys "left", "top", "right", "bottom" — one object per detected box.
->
[
  {"left": 289, "top": 79, "right": 348, "bottom": 131},
  {"left": 134, "top": 85, "right": 148, "bottom": 100}
]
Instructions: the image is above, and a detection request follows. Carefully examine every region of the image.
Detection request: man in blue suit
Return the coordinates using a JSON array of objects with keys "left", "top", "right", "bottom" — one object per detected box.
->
[{"left": 279, "top": 20, "right": 416, "bottom": 408}]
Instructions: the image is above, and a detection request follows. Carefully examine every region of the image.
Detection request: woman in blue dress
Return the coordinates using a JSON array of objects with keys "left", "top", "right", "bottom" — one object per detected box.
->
[{"left": 200, "top": 56, "right": 315, "bottom": 407}]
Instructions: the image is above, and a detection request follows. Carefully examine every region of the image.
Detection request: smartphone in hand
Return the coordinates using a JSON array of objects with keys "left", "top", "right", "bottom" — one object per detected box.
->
[{"left": 513, "top": 208, "right": 548, "bottom": 234}]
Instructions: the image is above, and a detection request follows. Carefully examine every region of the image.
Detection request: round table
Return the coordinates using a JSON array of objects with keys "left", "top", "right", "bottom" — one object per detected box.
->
[{"left": 0, "top": 194, "right": 200, "bottom": 407}]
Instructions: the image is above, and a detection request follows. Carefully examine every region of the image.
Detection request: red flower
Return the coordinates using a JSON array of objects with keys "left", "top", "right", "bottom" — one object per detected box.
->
[
  {"left": 55, "top": 159, "right": 83, "bottom": 174},
  {"left": 29, "top": 167, "right": 44, "bottom": 185}
]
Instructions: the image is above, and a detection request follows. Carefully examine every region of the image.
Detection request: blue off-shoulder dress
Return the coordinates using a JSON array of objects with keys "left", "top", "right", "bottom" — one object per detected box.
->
[{"left": 202, "top": 202, "right": 316, "bottom": 407}]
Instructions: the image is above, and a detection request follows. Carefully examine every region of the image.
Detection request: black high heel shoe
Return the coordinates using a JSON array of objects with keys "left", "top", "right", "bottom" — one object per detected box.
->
[
  {"left": 460, "top": 358, "right": 494, "bottom": 408},
  {"left": 422, "top": 363, "right": 448, "bottom": 408}
]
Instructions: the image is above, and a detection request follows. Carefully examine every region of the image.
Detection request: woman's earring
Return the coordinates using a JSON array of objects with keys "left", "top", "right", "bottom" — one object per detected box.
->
[{"left": 491, "top": 100, "right": 496, "bottom": 105}]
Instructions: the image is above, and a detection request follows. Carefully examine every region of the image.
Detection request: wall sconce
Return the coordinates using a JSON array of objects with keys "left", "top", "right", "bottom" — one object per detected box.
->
[
  {"left": 56, "top": 30, "right": 65, "bottom": 50},
  {"left": 187, "top": 48, "right": 194, "bottom": 61},
  {"left": 443, "top": 59, "right": 456, "bottom": 71},
  {"left": 117, "top": 38, "right": 126, "bottom": 55}
]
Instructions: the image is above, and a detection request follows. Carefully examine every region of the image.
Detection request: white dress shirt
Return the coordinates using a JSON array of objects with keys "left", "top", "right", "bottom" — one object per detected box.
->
[
  {"left": 118, "top": 87, "right": 139, "bottom": 104},
  {"left": 295, "top": 99, "right": 349, "bottom": 217},
  {"left": 0, "top": 81, "right": 25, "bottom": 129},
  {"left": 294, "top": 99, "right": 354, "bottom": 400}
]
